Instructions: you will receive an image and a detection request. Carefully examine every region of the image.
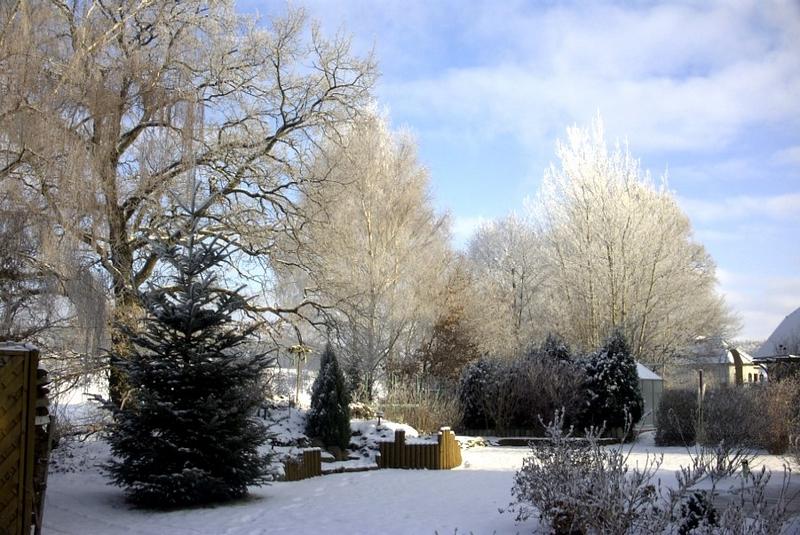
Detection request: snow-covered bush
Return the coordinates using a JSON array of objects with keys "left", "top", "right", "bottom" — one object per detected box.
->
[
  {"left": 699, "top": 386, "right": 761, "bottom": 448},
  {"left": 508, "top": 411, "right": 664, "bottom": 534},
  {"left": 677, "top": 491, "right": 718, "bottom": 535},
  {"left": 306, "top": 344, "right": 351, "bottom": 450},
  {"left": 655, "top": 389, "right": 698, "bottom": 446},
  {"left": 507, "top": 411, "right": 793, "bottom": 534},
  {"left": 349, "top": 401, "right": 377, "bottom": 420},
  {"left": 581, "top": 329, "right": 643, "bottom": 434},
  {"left": 458, "top": 356, "right": 503, "bottom": 429}
]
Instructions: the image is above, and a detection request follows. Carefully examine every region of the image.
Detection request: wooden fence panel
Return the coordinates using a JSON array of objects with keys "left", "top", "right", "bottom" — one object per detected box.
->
[
  {"left": 0, "top": 345, "right": 39, "bottom": 535},
  {"left": 283, "top": 448, "right": 323, "bottom": 482},
  {"left": 376, "top": 427, "right": 461, "bottom": 470}
]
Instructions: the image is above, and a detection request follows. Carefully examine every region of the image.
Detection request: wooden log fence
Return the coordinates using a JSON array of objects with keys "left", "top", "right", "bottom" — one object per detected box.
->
[
  {"left": 377, "top": 427, "right": 461, "bottom": 470},
  {"left": 283, "top": 448, "right": 322, "bottom": 482}
]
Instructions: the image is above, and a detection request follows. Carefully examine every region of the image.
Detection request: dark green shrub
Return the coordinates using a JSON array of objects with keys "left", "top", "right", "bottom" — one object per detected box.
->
[
  {"left": 458, "top": 357, "right": 503, "bottom": 429},
  {"left": 655, "top": 389, "right": 698, "bottom": 446},
  {"left": 581, "top": 329, "right": 644, "bottom": 433},
  {"left": 306, "top": 344, "right": 351, "bottom": 450}
]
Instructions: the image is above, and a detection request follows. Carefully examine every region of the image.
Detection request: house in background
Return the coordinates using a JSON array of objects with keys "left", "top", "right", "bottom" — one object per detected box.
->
[
  {"left": 754, "top": 306, "right": 800, "bottom": 379},
  {"left": 666, "top": 336, "right": 767, "bottom": 388},
  {"left": 756, "top": 306, "right": 800, "bottom": 359}
]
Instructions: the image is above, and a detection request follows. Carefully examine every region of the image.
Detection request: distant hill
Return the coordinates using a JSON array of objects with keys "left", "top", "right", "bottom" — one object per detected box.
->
[{"left": 757, "top": 307, "right": 800, "bottom": 357}]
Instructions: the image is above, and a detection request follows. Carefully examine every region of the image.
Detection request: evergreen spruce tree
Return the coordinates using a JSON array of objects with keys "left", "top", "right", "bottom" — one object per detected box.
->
[
  {"left": 306, "top": 344, "right": 351, "bottom": 451},
  {"left": 105, "top": 204, "right": 272, "bottom": 508},
  {"left": 582, "top": 329, "right": 644, "bottom": 432}
]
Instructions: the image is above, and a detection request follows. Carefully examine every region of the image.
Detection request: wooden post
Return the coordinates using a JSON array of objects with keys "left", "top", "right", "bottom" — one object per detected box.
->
[{"left": 395, "top": 429, "right": 405, "bottom": 468}]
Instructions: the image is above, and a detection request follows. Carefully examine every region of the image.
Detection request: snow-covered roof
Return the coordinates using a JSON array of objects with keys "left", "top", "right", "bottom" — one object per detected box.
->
[
  {"left": 757, "top": 306, "right": 800, "bottom": 357},
  {"left": 682, "top": 336, "right": 755, "bottom": 366},
  {"left": 636, "top": 362, "right": 661, "bottom": 381}
]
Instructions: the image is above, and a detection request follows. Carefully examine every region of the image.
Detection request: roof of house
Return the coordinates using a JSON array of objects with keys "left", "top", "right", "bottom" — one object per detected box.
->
[
  {"left": 680, "top": 336, "right": 757, "bottom": 366},
  {"left": 757, "top": 306, "right": 800, "bottom": 358},
  {"left": 636, "top": 362, "right": 661, "bottom": 381}
]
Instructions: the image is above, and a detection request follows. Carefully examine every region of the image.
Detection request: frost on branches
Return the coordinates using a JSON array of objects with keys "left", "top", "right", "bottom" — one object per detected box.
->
[
  {"left": 104, "top": 202, "right": 272, "bottom": 508},
  {"left": 507, "top": 411, "right": 793, "bottom": 535}
]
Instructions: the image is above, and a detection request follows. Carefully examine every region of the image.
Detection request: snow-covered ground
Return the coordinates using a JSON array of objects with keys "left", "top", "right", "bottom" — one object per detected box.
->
[
  {"left": 43, "top": 442, "right": 529, "bottom": 535},
  {"left": 42, "top": 430, "right": 800, "bottom": 534}
]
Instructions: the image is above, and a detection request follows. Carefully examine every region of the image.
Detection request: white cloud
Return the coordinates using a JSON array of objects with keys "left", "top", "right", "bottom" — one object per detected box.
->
[
  {"left": 717, "top": 269, "right": 800, "bottom": 339},
  {"left": 678, "top": 192, "right": 800, "bottom": 224},
  {"left": 377, "top": 0, "right": 800, "bottom": 153},
  {"left": 772, "top": 145, "right": 800, "bottom": 167}
]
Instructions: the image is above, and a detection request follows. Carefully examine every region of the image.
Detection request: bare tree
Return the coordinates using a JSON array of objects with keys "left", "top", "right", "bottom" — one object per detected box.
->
[
  {"left": 533, "top": 116, "right": 736, "bottom": 364},
  {"left": 0, "top": 1, "right": 376, "bottom": 403},
  {"left": 282, "top": 112, "right": 450, "bottom": 399}
]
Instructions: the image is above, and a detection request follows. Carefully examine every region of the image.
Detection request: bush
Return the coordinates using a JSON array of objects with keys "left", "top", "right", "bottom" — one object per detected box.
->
[
  {"left": 458, "top": 357, "right": 503, "bottom": 429},
  {"left": 381, "top": 382, "right": 460, "bottom": 434},
  {"left": 506, "top": 411, "right": 792, "bottom": 534},
  {"left": 655, "top": 389, "right": 698, "bottom": 446},
  {"left": 512, "top": 357, "right": 586, "bottom": 434},
  {"left": 758, "top": 378, "right": 800, "bottom": 454},
  {"left": 306, "top": 345, "right": 351, "bottom": 451},
  {"left": 581, "top": 329, "right": 644, "bottom": 433},
  {"left": 699, "top": 386, "right": 761, "bottom": 448}
]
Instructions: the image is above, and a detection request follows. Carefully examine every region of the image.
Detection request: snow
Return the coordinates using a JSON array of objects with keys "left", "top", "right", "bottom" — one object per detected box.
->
[
  {"left": 636, "top": 361, "right": 661, "bottom": 380},
  {"left": 43, "top": 431, "right": 800, "bottom": 534},
  {"left": 758, "top": 306, "right": 800, "bottom": 357},
  {"left": 44, "top": 439, "right": 532, "bottom": 534}
]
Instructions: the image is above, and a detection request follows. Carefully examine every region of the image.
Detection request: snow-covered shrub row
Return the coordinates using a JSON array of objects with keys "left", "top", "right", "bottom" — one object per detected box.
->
[
  {"left": 507, "top": 411, "right": 792, "bottom": 534},
  {"left": 457, "top": 331, "right": 643, "bottom": 436},
  {"left": 655, "top": 389, "right": 698, "bottom": 446},
  {"left": 458, "top": 336, "right": 586, "bottom": 433},
  {"left": 657, "top": 379, "right": 800, "bottom": 454}
]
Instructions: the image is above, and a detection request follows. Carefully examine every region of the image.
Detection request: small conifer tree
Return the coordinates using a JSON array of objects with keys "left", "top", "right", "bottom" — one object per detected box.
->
[
  {"left": 306, "top": 344, "right": 351, "bottom": 450},
  {"left": 582, "top": 329, "right": 644, "bottom": 432},
  {"left": 105, "top": 202, "right": 272, "bottom": 508}
]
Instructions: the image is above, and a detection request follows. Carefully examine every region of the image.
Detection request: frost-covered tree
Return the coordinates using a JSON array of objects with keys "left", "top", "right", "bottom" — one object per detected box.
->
[
  {"left": 466, "top": 215, "right": 546, "bottom": 356},
  {"left": 282, "top": 112, "right": 450, "bottom": 399},
  {"left": 105, "top": 202, "right": 272, "bottom": 508},
  {"left": 0, "top": 1, "right": 375, "bottom": 404},
  {"left": 582, "top": 329, "right": 643, "bottom": 432},
  {"left": 306, "top": 344, "right": 351, "bottom": 451},
  {"left": 533, "top": 116, "right": 736, "bottom": 365}
]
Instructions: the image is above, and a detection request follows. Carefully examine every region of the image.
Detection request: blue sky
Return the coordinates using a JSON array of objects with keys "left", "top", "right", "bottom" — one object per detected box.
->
[{"left": 244, "top": 0, "right": 800, "bottom": 340}]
